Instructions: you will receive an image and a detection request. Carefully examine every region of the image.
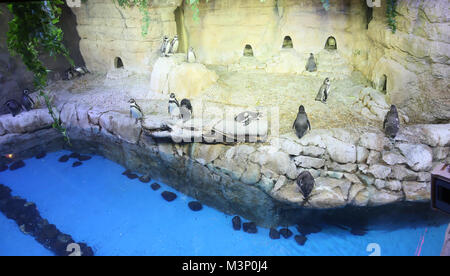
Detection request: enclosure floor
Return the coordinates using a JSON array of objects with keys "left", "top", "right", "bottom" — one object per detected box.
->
[
  {"left": 0, "top": 152, "right": 448, "bottom": 256},
  {"left": 45, "top": 67, "right": 379, "bottom": 135}
]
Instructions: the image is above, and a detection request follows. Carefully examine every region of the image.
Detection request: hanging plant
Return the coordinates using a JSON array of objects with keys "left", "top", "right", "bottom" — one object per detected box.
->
[
  {"left": 386, "top": 0, "right": 398, "bottom": 33},
  {"left": 115, "top": 0, "right": 151, "bottom": 37},
  {"left": 6, "top": 0, "right": 73, "bottom": 145}
]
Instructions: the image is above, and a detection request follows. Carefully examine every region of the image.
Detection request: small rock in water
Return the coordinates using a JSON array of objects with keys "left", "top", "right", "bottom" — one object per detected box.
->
[
  {"left": 0, "top": 164, "right": 8, "bottom": 172},
  {"left": 232, "top": 216, "right": 241, "bottom": 231},
  {"left": 188, "top": 201, "right": 203, "bottom": 211},
  {"left": 243, "top": 222, "right": 258, "bottom": 234},
  {"left": 150, "top": 183, "right": 161, "bottom": 191},
  {"left": 69, "top": 152, "right": 80, "bottom": 159},
  {"left": 9, "top": 160, "right": 25, "bottom": 171},
  {"left": 78, "top": 155, "right": 92, "bottom": 161},
  {"left": 161, "top": 191, "right": 177, "bottom": 202},
  {"left": 126, "top": 173, "right": 139, "bottom": 180},
  {"left": 279, "top": 228, "right": 293, "bottom": 239},
  {"left": 36, "top": 152, "right": 46, "bottom": 159},
  {"left": 294, "top": 235, "right": 307, "bottom": 246},
  {"left": 122, "top": 169, "right": 131, "bottom": 175},
  {"left": 350, "top": 228, "right": 367, "bottom": 236},
  {"left": 139, "top": 175, "right": 151, "bottom": 183},
  {"left": 269, "top": 228, "right": 280, "bottom": 239},
  {"left": 296, "top": 224, "right": 322, "bottom": 236},
  {"left": 72, "top": 162, "right": 82, "bottom": 168},
  {"left": 58, "top": 155, "right": 69, "bottom": 162},
  {"left": 0, "top": 184, "right": 12, "bottom": 200}
]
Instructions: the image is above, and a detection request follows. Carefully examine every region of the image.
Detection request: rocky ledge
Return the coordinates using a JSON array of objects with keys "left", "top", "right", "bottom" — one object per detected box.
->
[{"left": 0, "top": 106, "right": 448, "bottom": 227}]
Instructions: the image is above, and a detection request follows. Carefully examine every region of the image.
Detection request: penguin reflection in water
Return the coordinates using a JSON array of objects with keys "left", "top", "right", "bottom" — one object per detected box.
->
[
  {"left": 128, "top": 98, "right": 143, "bottom": 124},
  {"left": 293, "top": 105, "right": 311, "bottom": 139}
]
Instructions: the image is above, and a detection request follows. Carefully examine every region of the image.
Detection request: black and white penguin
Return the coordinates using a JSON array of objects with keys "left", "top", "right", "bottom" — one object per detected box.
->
[
  {"left": 296, "top": 171, "right": 315, "bottom": 202},
  {"left": 293, "top": 105, "right": 311, "bottom": 139},
  {"left": 180, "top": 98, "right": 192, "bottom": 122},
  {"left": 160, "top": 36, "right": 169, "bottom": 57},
  {"left": 234, "top": 111, "right": 261, "bottom": 126},
  {"left": 74, "top": 66, "right": 89, "bottom": 75},
  {"left": 63, "top": 67, "right": 75, "bottom": 80},
  {"left": 4, "top": 99, "right": 23, "bottom": 117},
  {"left": 305, "top": 53, "right": 317, "bottom": 72},
  {"left": 128, "top": 98, "right": 143, "bottom": 124},
  {"left": 168, "top": 35, "right": 179, "bottom": 55},
  {"left": 21, "top": 89, "right": 35, "bottom": 111},
  {"left": 168, "top": 93, "right": 181, "bottom": 120},
  {"left": 383, "top": 105, "right": 400, "bottom": 138},
  {"left": 315, "top": 77, "right": 331, "bottom": 103},
  {"left": 187, "top": 47, "right": 196, "bottom": 63}
]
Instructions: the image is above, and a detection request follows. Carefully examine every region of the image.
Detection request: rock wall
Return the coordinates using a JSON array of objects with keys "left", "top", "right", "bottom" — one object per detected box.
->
[
  {"left": 1, "top": 106, "right": 448, "bottom": 227},
  {"left": 0, "top": 3, "right": 85, "bottom": 114},
  {"left": 367, "top": 0, "right": 450, "bottom": 123},
  {"left": 70, "top": 0, "right": 182, "bottom": 73}
]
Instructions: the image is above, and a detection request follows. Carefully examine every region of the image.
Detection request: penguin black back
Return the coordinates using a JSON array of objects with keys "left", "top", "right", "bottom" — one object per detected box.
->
[
  {"left": 293, "top": 105, "right": 311, "bottom": 139},
  {"left": 180, "top": 98, "right": 192, "bottom": 113},
  {"left": 296, "top": 171, "right": 315, "bottom": 201},
  {"left": 5, "top": 99, "right": 23, "bottom": 117},
  {"left": 383, "top": 104, "right": 400, "bottom": 138}
]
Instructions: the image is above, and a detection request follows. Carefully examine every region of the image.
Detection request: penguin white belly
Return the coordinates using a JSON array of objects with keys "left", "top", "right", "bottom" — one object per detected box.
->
[
  {"left": 130, "top": 107, "right": 142, "bottom": 119},
  {"left": 171, "top": 40, "right": 179, "bottom": 54},
  {"left": 188, "top": 51, "right": 196, "bottom": 63},
  {"left": 169, "top": 104, "right": 180, "bottom": 118}
]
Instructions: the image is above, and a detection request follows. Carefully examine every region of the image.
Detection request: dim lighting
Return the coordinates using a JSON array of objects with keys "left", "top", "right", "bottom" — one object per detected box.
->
[{"left": 5, "top": 154, "right": 14, "bottom": 159}]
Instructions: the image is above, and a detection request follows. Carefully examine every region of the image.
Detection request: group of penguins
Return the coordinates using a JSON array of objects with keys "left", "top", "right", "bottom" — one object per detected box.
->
[
  {"left": 160, "top": 35, "right": 197, "bottom": 63},
  {"left": 128, "top": 93, "right": 193, "bottom": 124},
  {"left": 4, "top": 89, "right": 35, "bottom": 117},
  {"left": 294, "top": 102, "right": 400, "bottom": 203}
]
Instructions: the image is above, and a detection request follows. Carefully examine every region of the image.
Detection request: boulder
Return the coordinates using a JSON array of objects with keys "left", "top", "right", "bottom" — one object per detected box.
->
[
  {"left": 161, "top": 191, "right": 177, "bottom": 202},
  {"left": 402, "top": 181, "right": 431, "bottom": 201},
  {"left": 269, "top": 228, "right": 280, "bottom": 239},
  {"left": 293, "top": 156, "right": 325, "bottom": 169},
  {"left": 324, "top": 136, "right": 356, "bottom": 164},
  {"left": 397, "top": 143, "right": 433, "bottom": 171},
  {"left": 232, "top": 216, "right": 241, "bottom": 231}
]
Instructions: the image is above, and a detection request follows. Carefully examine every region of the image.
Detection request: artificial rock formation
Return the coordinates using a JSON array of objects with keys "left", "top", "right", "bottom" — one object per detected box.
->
[{"left": 0, "top": 105, "right": 448, "bottom": 227}]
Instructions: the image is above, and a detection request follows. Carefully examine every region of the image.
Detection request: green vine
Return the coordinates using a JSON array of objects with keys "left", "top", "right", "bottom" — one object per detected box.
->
[
  {"left": 6, "top": 0, "right": 73, "bottom": 145},
  {"left": 115, "top": 0, "right": 151, "bottom": 37},
  {"left": 386, "top": 0, "right": 398, "bottom": 33}
]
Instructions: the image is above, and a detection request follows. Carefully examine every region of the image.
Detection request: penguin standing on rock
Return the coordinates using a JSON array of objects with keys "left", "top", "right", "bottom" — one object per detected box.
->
[
  {"left": 293, "top": 105, "right": 311, "bottom": 139},
  {"left": 4, "top": 99, "right": 23, "bottom": 117},
  {"left": 315, "top": 77, "right": 331, "bottom": 103},
  {"left": 180, "top": 98, "right": 192, "bottom": 122},
  {"left": 168, "top": 93, "right": 181, "bottom": 120},
  {"left": 383, "top": 105, "right": 400, "bottom": 138},
  {"left": 168, "top": 35, "right": 179, "bottom": 55},
  {"left": 128, "top": 98, "right": 143, "bottom": 124},
  {"left": 305, "top": 53, "right": 317, "bottom": 72},
  {"left": 160, "top": 36, "right": 169, "bottom": 57},
  {"left": 296, "top": 171, "right": 315, "bottom": 203},
  {"left": 187, "top": 47, "right": 196, "bottom": 63},
  {"left": 21, "top": 89, "right": 35, "bottom": 111}
]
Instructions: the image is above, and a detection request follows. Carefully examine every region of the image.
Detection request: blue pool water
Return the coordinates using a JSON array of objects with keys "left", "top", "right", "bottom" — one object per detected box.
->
[{"left": 0, "top": 151, "right": 448, "bottom": 256}]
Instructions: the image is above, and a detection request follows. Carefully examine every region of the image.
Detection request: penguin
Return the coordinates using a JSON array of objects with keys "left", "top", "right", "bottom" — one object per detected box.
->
[
  {"left": 296, "top": 171, "right": 315, "bottom": 202},
  {"left": 160, "top": 36, "right": 169, "bottom": 57},
  {"left": 315, "top": 77, "right": 331, "bottom": 103},
  {"left": 305, "top": 53, "right": 317, "bottom": 72},
  {"left": 74, "top": 66, "right": 89, "bottom": 75},
  {"left": 128, "top": 98, "right": 143, "bottom": 124},
  {"left": 168, "top": 35, "right": 179, "bottom": 55},
  {"left": 4, "top": 99, "right": 23, "bottom": 117},
  {"left": 234, "top": 111, "right": 261, "bottom": 126},
  {"left": 63, "top": 68, "right": 74, "bottom": 80},
  {"left": 168, "top": 93, "right": 181, "bottom": 120},
  {"left": 187, "top": 47, "right": 196, "bottom": 63},
  {"left": 21, "top": 89, "right": 35, "bottom": 111},
  {"left": 293, "top": 105, "right": 311, "bottom": 139},
  {"left": 180, "top": 98, "right": 192, "bottom": 122},
  {"left": 383, "top": 105, "right": 400, "bottom": 138}
]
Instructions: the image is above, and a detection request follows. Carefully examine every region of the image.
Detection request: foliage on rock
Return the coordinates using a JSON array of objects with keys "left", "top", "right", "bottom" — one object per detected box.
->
[{"left": 6, "top": 0, "right": 72, "bottom": 144}]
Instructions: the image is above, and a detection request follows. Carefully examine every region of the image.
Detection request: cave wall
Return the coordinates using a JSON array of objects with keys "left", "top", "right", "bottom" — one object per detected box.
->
[
  {"left": 367, "top": 0, "right": 450, "bottom": 123},
  {"left": 0, "top": 3, "right": 85, "bottom": 114}
]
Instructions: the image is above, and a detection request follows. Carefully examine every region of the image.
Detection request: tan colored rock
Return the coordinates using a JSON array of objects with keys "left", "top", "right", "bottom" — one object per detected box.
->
[
  {"left": 0, "top": 109, "right": 53, "bottom": 134},
  {"left": 397, "top": 143, "right": 433, "bottom": 172},
  {"left": 293, "top": 155, "right": 325, "bottom": 169},
  {"left": 367, "top": 186, "right": 404, "bottom": 207},
  {"left": 402, "top": 181, "right": 431, "bottom": 202}
]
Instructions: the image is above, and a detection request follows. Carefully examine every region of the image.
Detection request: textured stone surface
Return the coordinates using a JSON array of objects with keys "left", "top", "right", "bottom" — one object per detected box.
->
[{"left": 397, "top": 144, "right": 433, "bottom": 172}]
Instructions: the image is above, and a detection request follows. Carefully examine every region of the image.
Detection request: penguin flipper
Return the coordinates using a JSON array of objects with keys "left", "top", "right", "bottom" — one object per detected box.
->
[{"left": 307, "top": 119, "right": 311, "bottom": 131}]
